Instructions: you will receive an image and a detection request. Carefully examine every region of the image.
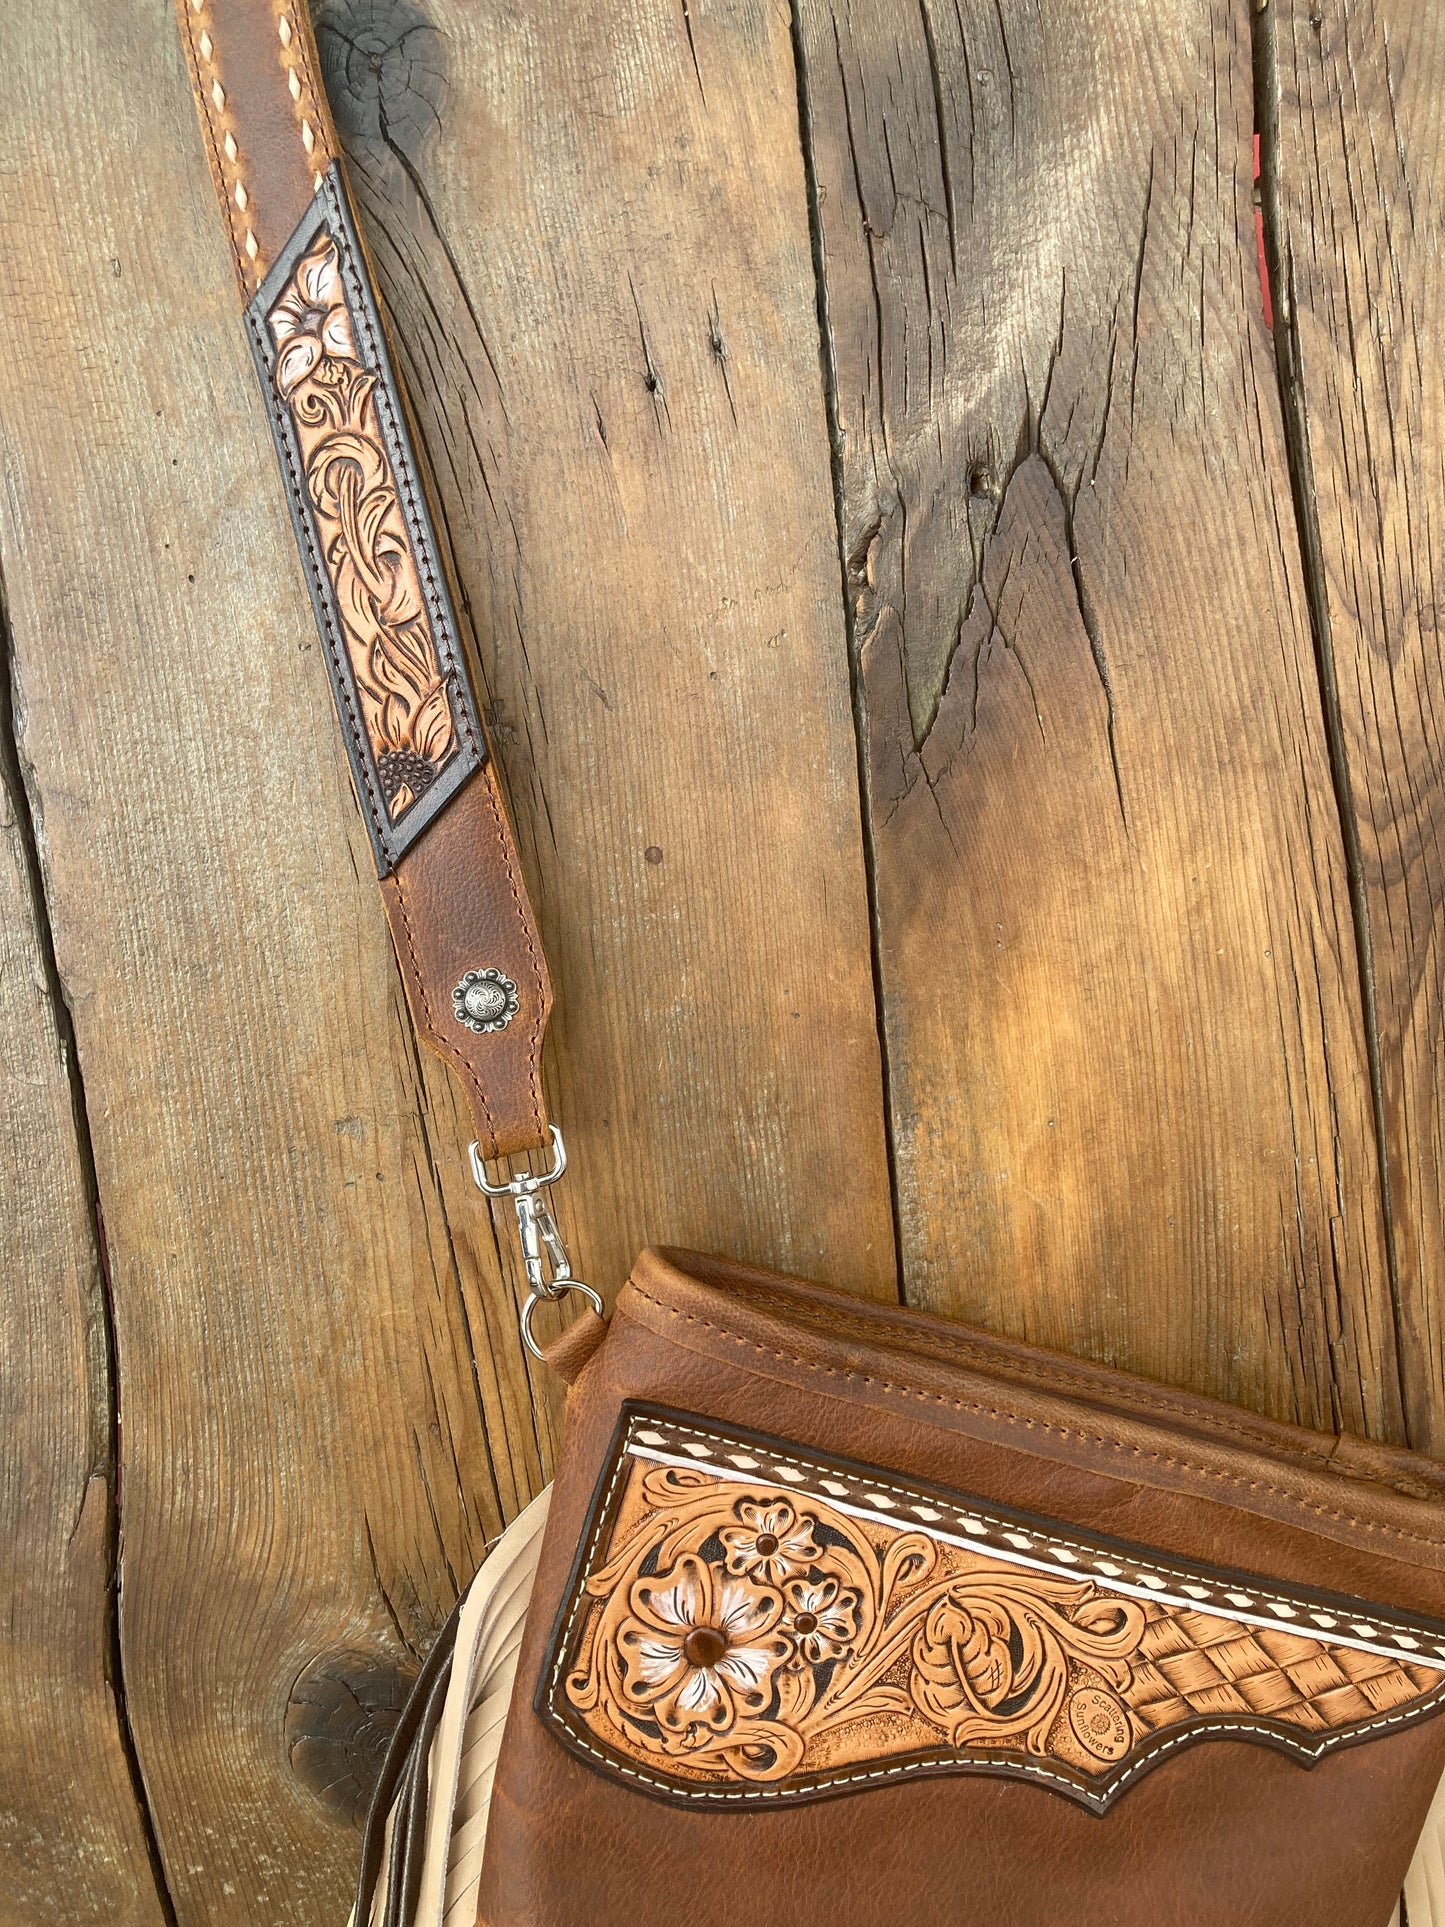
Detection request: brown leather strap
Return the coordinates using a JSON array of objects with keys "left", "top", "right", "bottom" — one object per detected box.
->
[{"left": 174, "top": 0, "right": 552, "bottom": 1159}]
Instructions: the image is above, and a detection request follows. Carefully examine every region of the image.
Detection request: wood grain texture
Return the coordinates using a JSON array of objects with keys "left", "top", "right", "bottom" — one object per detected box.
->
[
  {"left": 795, "top": 0, "right": 1410, "bottom": 1437},
  {"left": 0, "top": 6, "right": 551, "bottom": 1916},
  {"left": 312, "top": 0, "right": 897, "bottom": 1301},
  {"left": 2, "top": 0, "right": 1444, "bottom": 1913},
  {"left": 0, "top": 0, "right": 892, "bottom": 1915},
  {"left": 1260, "top": 0, "right": 1445, "bottom": 1454},
  {"left": 0, "top": 668, "right": 166, "bottom": 1921}
]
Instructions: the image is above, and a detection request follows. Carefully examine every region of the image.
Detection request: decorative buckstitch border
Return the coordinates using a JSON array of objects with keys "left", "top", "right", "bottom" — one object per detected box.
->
[
  {"left": 177, "top": 0, "right": 339, "bottom": 294},
  {"left": 244, "top": 163, "right": 486, "bottom": 874},
  {"left": 621, "top": 1416, "right": 1445, "bottom": 1664},
  {"left": 536, "top": 1407, "right": 1445, "bottom": 1815}
]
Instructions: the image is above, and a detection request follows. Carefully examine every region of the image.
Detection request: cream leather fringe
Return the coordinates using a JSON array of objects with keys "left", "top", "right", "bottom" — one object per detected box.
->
[
  {"left": 358, "top": 1481, "right": 1440, "bottom": 1927},
  {"left": 1398, "top": 1764, "right": 1445, "bottom": 1927},
  {"left": 352, "top": 1486, "right": 552, "bottom": 1927}
]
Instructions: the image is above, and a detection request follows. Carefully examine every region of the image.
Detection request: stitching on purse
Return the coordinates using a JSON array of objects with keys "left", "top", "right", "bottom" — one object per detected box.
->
[
  {"left": 545, "top": 1698, "right": 1439, "bottom": 1806},
  {"left": 542, "top": 1416, "right": 1445, "bottom": 1806},
  {"left": 645, "top": 1415, "right": 1445, "bottom": 1638},
  {"left": 762, "top": 1306, "right": 1445, "bottom": 1501},
  {"left": 741, "top": 1295, "right": 1345, "bottom": 1468},
  {"left": 622, "top": 1285, "right": 1445, "bottom": 1553}
]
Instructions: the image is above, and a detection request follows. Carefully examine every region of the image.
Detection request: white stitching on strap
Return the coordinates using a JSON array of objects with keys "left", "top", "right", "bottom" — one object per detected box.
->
[
  {"left": 180, "top": 0, "right": 259, "bottom": 276},
  {"left": 274, "top": 6, "right": 332, "bottom": 192}
]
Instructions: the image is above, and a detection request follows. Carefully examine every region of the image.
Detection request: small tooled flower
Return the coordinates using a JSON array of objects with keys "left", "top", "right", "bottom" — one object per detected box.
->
[
  {"left": 782, "top": 1573, "right": 860, "bottom": 1664},
  {"left": 720, "top": 1500, "right": 820, "bottom": 1587}
]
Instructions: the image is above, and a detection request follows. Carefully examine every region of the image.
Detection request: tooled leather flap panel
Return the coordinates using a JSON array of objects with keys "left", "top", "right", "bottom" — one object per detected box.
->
[{"left": 538, "top": 1408, "right": 1445, "bottom": 1815}]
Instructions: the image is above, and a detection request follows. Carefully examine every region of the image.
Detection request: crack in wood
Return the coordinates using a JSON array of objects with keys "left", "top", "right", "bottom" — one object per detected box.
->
[
  {"left": 0, "top": 584, "right": 179, "bottom": 1925},
  {"left": 788, "top": 0, "right": 907, "bottom": 1311},
  {"left": 678, "top": 0, "right": 707, "bottom": 103},
  {"left": 1251, "top": 0, "right": 1416, "bottom": 1451}
]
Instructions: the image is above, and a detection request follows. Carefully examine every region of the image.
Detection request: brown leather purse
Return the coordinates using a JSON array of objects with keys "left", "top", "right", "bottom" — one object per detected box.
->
[{"left": 175, "top": 8, "right": 1445, "bottom": 1922}]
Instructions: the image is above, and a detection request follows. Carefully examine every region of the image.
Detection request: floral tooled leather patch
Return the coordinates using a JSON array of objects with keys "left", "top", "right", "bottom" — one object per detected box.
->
[
  {"left": 246, "top": 167, "right": 485, "bottom": 873},
  {"left": 267, "top": 229, "right": 458, "bottom": 821},
  {"left": 538, "top": 1412, "right": 1445, "bottom": 1812}
]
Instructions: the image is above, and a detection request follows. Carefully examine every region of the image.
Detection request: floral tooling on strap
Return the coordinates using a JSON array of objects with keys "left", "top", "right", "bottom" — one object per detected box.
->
[
  {"left": 539, "top": 1413, "right": 1445, "bottom": 1812},
  {"left": 267, "top": 229, "right": 458, "bottom": 821},
  {"left": 246, "top": 167, "right": 484, "bottom": 872}
]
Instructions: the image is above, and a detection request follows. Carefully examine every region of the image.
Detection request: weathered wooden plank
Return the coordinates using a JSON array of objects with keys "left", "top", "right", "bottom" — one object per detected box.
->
[
  {"left": 1260, "top": 0, "right": 1445, "bottom": 1454},
  {"left": 314, "top": 0, "right": 897, "bottom": 1300},
  {"left": 0, "top": 5, "right": 544, "bottom": 1916},
  {"left": 0, "top": 665, "right": 166, "bottom": 1918},
  {"left": 795, "top": 0, "right": 1407, "bottom": 1436},
  {"left": 0, "top": 0, "right": 892, "bottom": 1917}
]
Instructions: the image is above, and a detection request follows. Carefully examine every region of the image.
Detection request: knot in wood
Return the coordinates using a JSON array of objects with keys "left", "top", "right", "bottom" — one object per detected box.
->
[
  {"left": 285, "top": 1648, "right": 419, "bottom": 1827},
  {"left": 313, "top": 0, "right": 445, "bottom": 165}
]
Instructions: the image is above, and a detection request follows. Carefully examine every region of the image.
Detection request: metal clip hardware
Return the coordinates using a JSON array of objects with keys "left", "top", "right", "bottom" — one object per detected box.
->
[{"left": 469, "top": 1127, "right": 604, "bottom": 1363}]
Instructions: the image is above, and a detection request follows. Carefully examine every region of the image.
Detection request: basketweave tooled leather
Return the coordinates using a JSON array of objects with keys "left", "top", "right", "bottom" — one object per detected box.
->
[
  {"left": 174, "top": 0, "right": 552, "bottom": 1159},
  {"left": 477, "top": 1250, "right": 1445, "bottom": 1927}
]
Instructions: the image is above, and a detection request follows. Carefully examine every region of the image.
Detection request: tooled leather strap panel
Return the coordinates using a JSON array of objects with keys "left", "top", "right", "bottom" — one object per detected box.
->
[
  {"left": 539, "top": 1410, "right": 1445, "bottom": 1815},
  {"left": 175, "top": 0, "right": 551, "bottom": 1157}
]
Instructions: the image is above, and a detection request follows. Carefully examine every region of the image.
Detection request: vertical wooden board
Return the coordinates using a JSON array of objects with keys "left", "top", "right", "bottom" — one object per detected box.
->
[
  {"left": 1263, "top": 0, "right": 1445, "bottom": 1454},
  {"left": 796, "top": 0, "right": 1406, "bottom": 1434},
  {"left": 0, "top": 706, "right": 165, "bottom": 1919},
  {"left": 0, "top": 0, "right": 894, "bottom": 1918},
  {"left": 0, "top": 3, "right": 549, "bottom": 1918},
  {"left": 313, "top": 0, "right": 897, "bottom": 1303}
]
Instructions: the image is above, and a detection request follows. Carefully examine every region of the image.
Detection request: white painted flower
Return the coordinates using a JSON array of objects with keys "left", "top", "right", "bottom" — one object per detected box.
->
[
  {"left": 269, "top": 233, "right": 357, "bottom": 397},
  {"left": 617, "top": 1554, "right": 789, "bottom": 1742}
]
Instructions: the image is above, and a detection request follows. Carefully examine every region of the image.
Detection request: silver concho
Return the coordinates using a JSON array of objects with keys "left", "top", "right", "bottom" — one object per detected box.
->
[{"left": 452, "top": 968, "right": 519, "bottom": 1034}]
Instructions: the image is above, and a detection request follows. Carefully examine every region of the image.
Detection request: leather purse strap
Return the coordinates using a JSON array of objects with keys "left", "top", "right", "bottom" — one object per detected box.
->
[{"left": 173, "top": 0, "right": 553, "bottom": 1161}]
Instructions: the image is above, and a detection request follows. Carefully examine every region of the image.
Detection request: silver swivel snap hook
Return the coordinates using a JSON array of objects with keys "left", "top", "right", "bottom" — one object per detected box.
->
[{"left": 469, "top": 1127, "right": 604, "bottom": 1362}]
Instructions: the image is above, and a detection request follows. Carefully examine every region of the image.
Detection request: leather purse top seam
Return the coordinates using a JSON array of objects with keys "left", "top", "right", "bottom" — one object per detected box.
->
[
  {"left": 621, "top": 1282, "right": 1445, "bottom": 1554},
  {"left": 749, "top": 1299, "right": 1323, "bottom": 1461},
  {"left": 645, "top": 1260, "right": 1445, "bottom": 1503}
]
